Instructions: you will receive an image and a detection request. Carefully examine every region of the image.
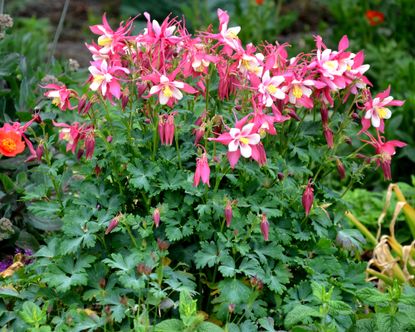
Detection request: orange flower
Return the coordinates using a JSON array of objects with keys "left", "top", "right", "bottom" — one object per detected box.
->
[
  {"left": 365, "top": 10, "right": 385, "bottom": 26},
  {"left": 256, "top": 0, "right": 264, "bottom": 4},
  {"left": 0, "top": 127, "right": 26, "bottom": 157}
]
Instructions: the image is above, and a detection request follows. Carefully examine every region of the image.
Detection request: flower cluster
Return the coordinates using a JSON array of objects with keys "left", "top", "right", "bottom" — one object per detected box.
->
[{"left": 2, "top": 10, "right": 405, "bottom": 192}]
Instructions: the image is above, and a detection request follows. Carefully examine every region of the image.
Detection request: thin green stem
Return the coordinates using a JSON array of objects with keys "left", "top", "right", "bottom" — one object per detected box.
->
[{"left": 48, "top": 0, "right": 70, "bottom": 68}]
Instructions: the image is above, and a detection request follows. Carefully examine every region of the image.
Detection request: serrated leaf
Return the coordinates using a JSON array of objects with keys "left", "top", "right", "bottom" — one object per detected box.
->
[
  {"left": 284, "top": 305, "right": 321, "bottom": 328},
  {"left": 356, "top": 288, "right": 389, "bottom": 304},
  {"left": 155, "top": 319, "right": 184, "bottom": 332},
  {"left": 194, "top": 242, "right": 219, "bottom": 268},
  {"left": 198, "top": 321, "right": 224, "bottom": 332},
  {"left": 218, "top": 255, "right": 236, "bottom": 277}
]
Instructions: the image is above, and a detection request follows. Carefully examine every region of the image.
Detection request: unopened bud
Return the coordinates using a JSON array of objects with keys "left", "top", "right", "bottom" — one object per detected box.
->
[
  {"left": 153, "top": 208, "right": 160, "bottom": 228},
  {"left": 157, "top": 238, "right": 170, "bottom": 251},
  {"left": 277, "top": 172, "right": 284, "bottom": 181},
  {"left": 336, "top": 159, "right": 346, "bottom": 180},
  {"left": 105, "top": 215, "right": 120, "bottom": 235},
  {"left": 260, "top": 213, "right": 269, "bottom": 241},
  {"left": 302, "top": 179, "right": 314, "bottom": 216},
  {"left": 225, "top": 201, "right": 233, "bottom": 227},
  {"left": 228, "top": 304, "right": 235, "bottom": 313},
  {"left": 323, "top": 126, "right": 334, "bottom": 149}
]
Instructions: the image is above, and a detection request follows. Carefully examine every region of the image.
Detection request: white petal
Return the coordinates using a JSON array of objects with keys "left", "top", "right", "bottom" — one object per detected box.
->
[
  {"left": 364, "top": 109, "right": 373, "bottom": 119},
  {"left": 159, "top": 93, "right": 169, "bottom": 105},
  {"left": 171, "top": 87, "right": 183, "bottom": 100},
  {"left": 228, "top": 139, "right": 239, "bottom": 152},
  {"left": 149, "top": 85, "right": 161, "bottom": 95},
  {"left": 241, "top": 123, "right": 255, "bottom": 135},
  {"left": 271, "top": 75, "right": 285, "bottom": 87},
  {"left": 229, "top": 128, "right": 240, "bottom": 138},
  {"left": 384, "top": 108, "right": 392, "bottom": 119},
  {"left": 371, "top": 114, "right": 380, "bottom": 128},
  {"left": 160, "top": 75, "right": 169, "bottom": 84},
  {"left": 247, "top": 133, "right": 260, "bottom": 145},
  {"left": 89, "top": 81, "right": 100, "bottom": 91},
  {"left": 274, "top": 89, "right": 286, "bottom": 100},
  {"left": 172, "top": 81, "right": 184, "bottom": 89},
  {"left": 240, "top": 144, "right": 252, "bottom": 158},
  {"left": 228, "top": 26, "right": 241, "bottom": 35}
]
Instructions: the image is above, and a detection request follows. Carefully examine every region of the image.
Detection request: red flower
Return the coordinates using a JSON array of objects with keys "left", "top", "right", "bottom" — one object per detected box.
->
[
  {"left": 365, "top": 10, "right": 384, "bottom": 26},
  {"left": 0, "top": 126, "right": 25, "bottom": 157}
]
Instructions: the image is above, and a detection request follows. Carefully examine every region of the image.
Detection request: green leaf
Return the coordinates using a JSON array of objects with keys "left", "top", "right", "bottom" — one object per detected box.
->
[
  {"left": 194, "top": 242, "right": 219, "bottom": 269},
  {"left": 18, "top": 301, "right": 46, "bottom": 326},
  {"left": 127, "top": 163, "right": 159, "bottom": 192},
  {"left": 155, "top": 319, "right": 184, "bottom": 332},
  {"left": 284, "top": 305, "right": 321, "bottom": 328},
  {"left": 0, "top": 173, "right": 15, "bottom": 192},
  {"left": 328, "top": 300, "right": 353, "bottom": 315},
  {"left": 197, "top": 321, "right": 224, "bottom": 332},
  {"left": 218, "top": 255, "right": 236, "bottom": 277},
  {"left": 0, "top": 287, "right": 21, "bottom": 298},
  {"left": 356, "top": 288, "right": 389, "bottom": 304}
]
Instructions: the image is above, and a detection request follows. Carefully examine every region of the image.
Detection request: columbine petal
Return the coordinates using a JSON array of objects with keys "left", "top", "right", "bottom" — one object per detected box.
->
[
  {"left": 228, "top": 139, "right": 239, "bottom": 152},
  {"left": 240, "top": 144, "right": 252, "bottom": 158}
]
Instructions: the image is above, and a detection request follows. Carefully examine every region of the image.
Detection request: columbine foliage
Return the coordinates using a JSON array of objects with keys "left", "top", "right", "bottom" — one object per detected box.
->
[{"left": 0, "top": 8, "right": 411, "bottom": 331}]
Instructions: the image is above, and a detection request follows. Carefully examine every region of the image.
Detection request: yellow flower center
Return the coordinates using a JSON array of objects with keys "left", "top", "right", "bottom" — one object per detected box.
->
[
  {"left": 226, "top": 31, "right": 238, "bottom": 39},
  {"left": 259, "top": 128, "right": 267, "bottom": 139},
  {"left": 162, "top": 86, "right": 173, "bottom": 98},
  {"left": 346, "top": 64, "right": 352, "bottom": 71},
  {"left": 267, "top": 84, "right": 277, "bottom": 94},
  {"left": 239, "top": 137, "right": 250, "bottom": 145},
  {"left": 292, "top": 85, "right": 303, "bottom": 99},
  {"left": 377, "top": 107, "right": 389, "bottom": 119},
  {"left": 1, "top": 138, "right": 17, "bottom": 153},
  {"left": 93, "top": 75, "right": 105, "bottom": 85},
  {"left": 52, "top": 97, "right": 61, "bottom": 106},
  {"left": 98, "top": 36, "right": 112, "bottom": 47},
  {"left": 324, "top": 60, "right": 338, "bottom": 71}
]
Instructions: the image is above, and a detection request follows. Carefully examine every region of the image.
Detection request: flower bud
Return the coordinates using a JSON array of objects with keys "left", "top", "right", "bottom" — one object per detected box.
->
[
  {"left": 225, "top": 201, "right": 233, "bottom": 227},
  {"left": 194, "top": 124, "right": 205, "bottom": 146},
  {"left": 36, "top": 145, "right": 44, "bottom": 161},
  {"left": 193, "top": 153, "right": 210, "bottom": 187},
  {"left": 277, "top": 172, "right": 284, "bottom": 181},
  {"left": 336, "top": 158, "right": 346, "bottom": 180},
  {"left": 153, "top": 208, "right": 160, "bottom": 228},
  {"left": 228, "top": 304, "right": 235, "bottom": 314},
  {"left": 164, "top": 114, "right": 175, "bottom": 146},
  {"left": 323, "top": 126, "right": 334, "bottom": 149},
  {"left": 260, "top": 213, "right": 269, "bottom": 241},
  {"left": 106, "top": 136, "right": 113, "bottom": 143},
  {"left": 157, "top": 238, "right": 170, "bottom": 251},
  {"left": 302, "top": 179, "right": 314, "bottom": 216},
  {"left": 105, "top": 215, "right": 120, "bottom": 235}
]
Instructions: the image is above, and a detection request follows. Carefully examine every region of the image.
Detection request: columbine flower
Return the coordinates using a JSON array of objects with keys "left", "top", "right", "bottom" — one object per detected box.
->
[
  {"left": 88, "top": 60, "right": 129, "bottom": 100},
  {"left": 43, "top": 84, "right": 77, "bottom": 111},
  {"left": 210, "top": 122, "right": 261, "bottom": 168},
  {"left": 193, "top": 153, "right": 210, "bottom": 187},
  {"left": 287, "top": 78, "right": 316, "bottom": 108},
  {"left": 148, "top": 74, "right": 197, "bottom": 106},
  {"left": 362, "top": 86, "right": 404, "bottom": 132},
  {"left": 302, "top": 179, "right": 314, "bottom": 216},
  {"left": 258, "top": 71, "right": 286, "bottom": 107},
  {"left": 217, "top": 9, "right": 242, "bottom": 52},
  {"left": 0, "top": 124, "right": 26, "bottom": 157},
  {"left": 363, "top": 132, "right": 406, "bottom": 180}
]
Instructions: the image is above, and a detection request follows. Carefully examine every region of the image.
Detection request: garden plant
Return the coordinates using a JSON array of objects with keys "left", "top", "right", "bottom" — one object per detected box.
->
[{"left": 0, "top": 7, "right": 413, "bottom": 332}]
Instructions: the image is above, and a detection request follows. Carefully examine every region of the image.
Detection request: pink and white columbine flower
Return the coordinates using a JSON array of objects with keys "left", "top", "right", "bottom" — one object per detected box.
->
[
  {"left": 363, "top": 132, "right": 406, "bottom": 180},
  {"left": 258, "top": 71, "right": 286, "bottom": 107},
  {"left": 287, "top": 79, "right": 316, "bottom": 109},
  {"left": 89, "top": 13, "right": 133, "bottom": 55},
  {"left": 210, "top": 121, "right": 261, "bottom": 168},
  {"left": 43, "top": 84, "right": 78, "bottom": 111},
  {"left": 362, "top": 86, "right": 404, "bottom": 132},
  {"left": 148, "top": 74, "right": 197, "bottom": 106},
  {"left": 88, "top": 60, "right": 129, "bottom": 99}
]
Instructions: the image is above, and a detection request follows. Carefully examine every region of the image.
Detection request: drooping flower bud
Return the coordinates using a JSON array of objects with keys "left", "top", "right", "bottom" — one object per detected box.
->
[
  {"left": 193, "top": 152, "right": 210, "bottom": 187},
  {"left": 225, "top": 201, "right": 233, "bottom": 227},
  {"left": 277, "top": 172, "right": 284, "bottom": 181},
  {"left": 153, "top": 208, "right": 160, "bottom": 228},
  {"left": 260, "top": 213, "right": 269, "bottom": 241},
  {"left": 194, "top": 124, "right": 205, "bottom": 146},
  {"left": 164, "top": 114, "right": 175, "bottom": 146},
  {"left": 36, "top": 144, "right": 44, "bottom": 161},
  {"left": 158, "top": 115, "right": 165, "bottom": 145},
  {"left": 323, "top": 126, "right": 334, "bottom": 149},
  {"left": 105, "top": 215, "right": 120, "bottom": 235},
  {"left": 336, "top": 158, "right": 346, "bottom": 180},
  {"left": 302, "top": 179, "right": 314, "bottom": 216}
]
